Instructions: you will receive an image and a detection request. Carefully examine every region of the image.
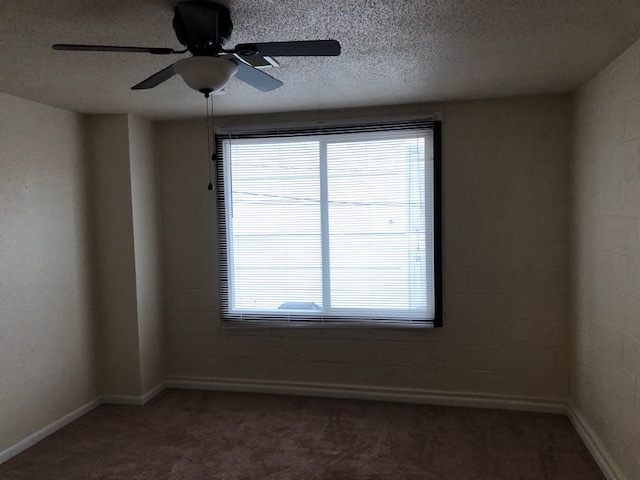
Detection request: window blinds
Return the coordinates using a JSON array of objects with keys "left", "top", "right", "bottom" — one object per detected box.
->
[{"left": 216, "top": 119, "right": 442, "bottom": 328}]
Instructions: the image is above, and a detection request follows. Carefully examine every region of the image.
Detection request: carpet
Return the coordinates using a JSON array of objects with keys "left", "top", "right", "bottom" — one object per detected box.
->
[{"left": 0, "top": 389, "right": 604, "bottom": 479}]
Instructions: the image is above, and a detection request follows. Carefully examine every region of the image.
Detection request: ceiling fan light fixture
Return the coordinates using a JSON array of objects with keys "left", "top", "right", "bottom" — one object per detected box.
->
[{"left": 174, "top": 56, "right": 238, "bottom": 94}]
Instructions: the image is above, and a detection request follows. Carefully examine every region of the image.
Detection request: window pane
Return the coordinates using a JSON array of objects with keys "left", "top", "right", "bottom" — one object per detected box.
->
[
  {"left": 218, "top": 122, "right": 439, "bottom": 326},
  {"left": 326, "top": 137, "right": 427, "bottom": 311},
  {"left": 227, "top": 141, "right": 322, "bottom": 311}
]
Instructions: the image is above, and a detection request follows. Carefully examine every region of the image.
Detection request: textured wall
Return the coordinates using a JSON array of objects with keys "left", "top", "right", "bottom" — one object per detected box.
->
[
  {"left": 88, "top": 115, "right": 142, "bottom": 396},
  {"left": 571, "top": 38, "right": 640, "bottom": 479},
  {"left": 158, "top": 95, "right": 571, "bottom": 401},
  {"left": 128, "top": 115, "right": 166, "bottom": 394},
  {"left": 88, "top": 114, "right": 166, "bottom": 396},
  {"left": 0, "top": 94, "right": 99, "bottom": 451}
]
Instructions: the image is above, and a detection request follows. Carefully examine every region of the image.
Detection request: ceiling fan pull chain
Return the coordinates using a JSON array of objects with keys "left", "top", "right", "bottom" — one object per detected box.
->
[
  {"left": 208, "top": 95, "right": 217, "bottom": 191},
  {"left": 205, "top": 94, "right": 214, "bottom": 191}
]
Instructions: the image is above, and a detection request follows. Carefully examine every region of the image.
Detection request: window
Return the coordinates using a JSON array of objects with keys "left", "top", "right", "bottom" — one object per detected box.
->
[{"left": 216, "top": 118, "right": 441, "bottom": 328}]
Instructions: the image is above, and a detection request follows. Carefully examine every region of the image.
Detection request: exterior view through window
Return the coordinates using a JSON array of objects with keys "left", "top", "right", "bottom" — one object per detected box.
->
[{"left": 217, "top": 120, "right": 441, "bottom": 327}]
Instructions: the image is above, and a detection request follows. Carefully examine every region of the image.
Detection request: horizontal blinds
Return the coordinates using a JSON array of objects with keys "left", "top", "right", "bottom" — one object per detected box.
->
[
  {"left": 216, "top": 119, "right": 439, "bottom": 328},
  {"left": 217, "top": 119, "right": 437, "bottom": 139}
]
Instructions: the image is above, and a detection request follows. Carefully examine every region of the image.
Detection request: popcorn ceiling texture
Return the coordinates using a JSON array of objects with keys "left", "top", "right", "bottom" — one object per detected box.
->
[{"left": 2, "top": 0, "right": 640, "bottom": 118}]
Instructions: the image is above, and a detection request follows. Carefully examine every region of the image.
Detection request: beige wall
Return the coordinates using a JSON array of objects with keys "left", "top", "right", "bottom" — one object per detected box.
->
[
  {"left": 7, "top": 61, "right": 639, "bottom": 472},
  {"left": 89, "top": 114, "right": 166, "bottom": 396},
  {"left": 88, "top": 115, "right": 142, "bottom": 396},
  {"left": 158, "top": 95, "right": 571, "bottom": 400},
  {"left": 0, "top": 94, "right": 99, "bottom": 451},
  {"left": 571, "top": 38, "right": 640, "bottom": 480},
  {"left": 128, "top": 115, "right": 166, "bottom": 393}
]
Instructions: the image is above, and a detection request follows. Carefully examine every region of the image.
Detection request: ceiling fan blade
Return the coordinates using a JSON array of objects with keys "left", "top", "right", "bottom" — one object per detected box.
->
[
  {"left": 53, "top": 44, "right": 177, "bottom": 55},
  {"left": 234, "top": 40, "right": 341, "bottom": 57},
  {"left": 231, "top": 60, "right": 283, "bottom": 92},
  {"left": 131, "top": 64, "right": 177, "bottom": 90}
]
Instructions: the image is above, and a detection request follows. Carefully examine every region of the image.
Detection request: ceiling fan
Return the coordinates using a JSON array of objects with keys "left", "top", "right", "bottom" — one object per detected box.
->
[{"left": 52, "top": 0, "right": 341, "bottom": 96}]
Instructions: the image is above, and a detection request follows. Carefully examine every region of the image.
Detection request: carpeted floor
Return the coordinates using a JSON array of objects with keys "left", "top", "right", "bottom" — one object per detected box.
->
[{"left": 0, "top": 389, "right": 604, "bottom": 479}]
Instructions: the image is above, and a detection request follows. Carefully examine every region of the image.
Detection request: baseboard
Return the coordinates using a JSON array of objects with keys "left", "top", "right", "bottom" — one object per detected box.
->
[
  {"left": 141, "top": 382, "right": 167, "bottom": 404},
  {"left": 166, "top": 377, "right": 567, "bottom": 414},
  {"left": 100, "top": 381, "right": 167, "bottom": 406},
  {"left": 3, "top": 379, "right": 614, "bottom": 479},
  {"left": 566, "top": 404, "right": 624, "bottom": 480},
  {"left": 0, "top": 397, "right": 102, "bottom": 465},
  {"left": 0, "top": 382, "right": 167, "bottom": 466}
]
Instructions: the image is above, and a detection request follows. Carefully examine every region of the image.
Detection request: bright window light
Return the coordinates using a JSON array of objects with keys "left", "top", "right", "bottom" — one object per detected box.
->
[{"left": 217, "top": 121, "right": 441, "bottom": 327}]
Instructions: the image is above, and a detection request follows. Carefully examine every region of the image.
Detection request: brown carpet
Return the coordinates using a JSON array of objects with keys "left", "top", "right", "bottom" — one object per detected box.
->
[{"left": 0, "top": 389, "right": 604, "bottom": 480}]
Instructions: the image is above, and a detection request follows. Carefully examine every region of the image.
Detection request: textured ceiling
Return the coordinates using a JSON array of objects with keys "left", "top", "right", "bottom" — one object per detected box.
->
[{"left": 2, "top": 0, "right": 640, "bottom": 119}]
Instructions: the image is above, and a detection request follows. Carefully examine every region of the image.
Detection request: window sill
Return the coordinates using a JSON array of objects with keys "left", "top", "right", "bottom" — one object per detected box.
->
[{"left": 221, "top": 319, "right": 437, "bottom": 330}]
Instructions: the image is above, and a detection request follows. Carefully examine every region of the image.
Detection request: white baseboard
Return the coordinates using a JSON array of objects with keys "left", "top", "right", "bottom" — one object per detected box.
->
[
  {"left": 3, "top": 378, "right": 618, "bottom": 480},
  {"left": 566, "top": 404, "right": 624, "bottom": 480},
  {"left": 99, "top": 394, "right": 145, "bottom": 406},
  {"left": 166, "top": 377, "right": 567, "bottom": 414},
  {"left": 140, "top": 382, "right": 167, "bottom": 404},
  {"left": 0, "top": 397, "right": 102, "bottom": 465},
  {"left": 0, "top": 382, "right": 167, "bottom": 465},
  {"left": 100, "top": 381, "right": 167, "bottom": 406}
]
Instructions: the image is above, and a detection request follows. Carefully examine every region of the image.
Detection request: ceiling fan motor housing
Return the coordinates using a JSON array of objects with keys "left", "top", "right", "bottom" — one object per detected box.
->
[{"left": 173, "top": 1, "right": 233, "bottom": 53}]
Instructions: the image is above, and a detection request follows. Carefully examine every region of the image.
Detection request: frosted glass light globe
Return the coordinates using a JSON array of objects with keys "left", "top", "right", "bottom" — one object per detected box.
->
[{"left": 174, "top": 56, "right": 238, "bottom": 93}]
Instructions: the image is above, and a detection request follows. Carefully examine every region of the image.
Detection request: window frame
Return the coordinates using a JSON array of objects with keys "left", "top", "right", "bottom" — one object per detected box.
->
[{"left": 215, "top": 117, "right": 442, "bottom": 329}]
